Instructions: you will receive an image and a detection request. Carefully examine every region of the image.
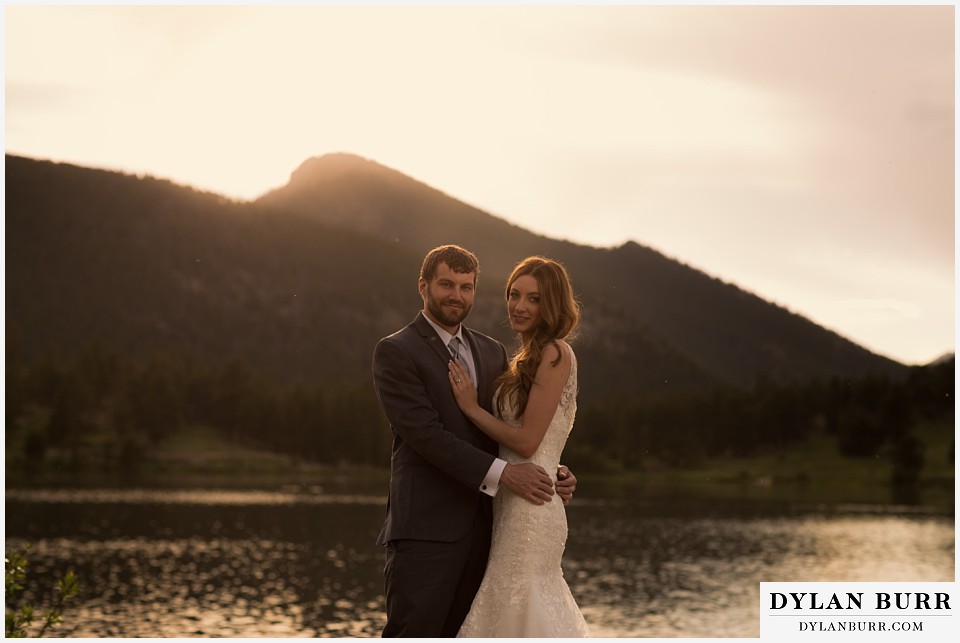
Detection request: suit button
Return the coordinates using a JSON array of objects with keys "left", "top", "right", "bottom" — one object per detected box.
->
[{"left": 481, "top": 485, "right": 487, "bottom": 490}]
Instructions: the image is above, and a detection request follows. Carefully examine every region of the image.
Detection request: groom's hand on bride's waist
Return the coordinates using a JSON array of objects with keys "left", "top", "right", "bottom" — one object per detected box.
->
[
  {"left": 500, "top": 462, "right": 555, "bottom": 505},
  {"left": 556, "top": 465, "right": 577, "bottom": 506}
]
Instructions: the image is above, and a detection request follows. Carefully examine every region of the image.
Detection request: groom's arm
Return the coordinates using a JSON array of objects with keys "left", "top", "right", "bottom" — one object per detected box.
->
[
  {"left": 476, "top": 340, "right": 509, "bottom": 496},
  {"left": 374, "top": 337, "right": 555, "bottom": 503},
  {"left": 373, "top": 338, "right": 496, "bottom": 489}
]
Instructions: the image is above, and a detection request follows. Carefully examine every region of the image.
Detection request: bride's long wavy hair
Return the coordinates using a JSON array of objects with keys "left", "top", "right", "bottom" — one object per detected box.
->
[{"left": 496, "top": 257, "right": 581, "bottom": 418}]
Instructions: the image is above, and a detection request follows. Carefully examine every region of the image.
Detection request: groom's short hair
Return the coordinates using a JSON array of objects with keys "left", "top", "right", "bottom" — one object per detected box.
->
[{"left": 420, "top": 245, "right": 480, "bottom": 284}]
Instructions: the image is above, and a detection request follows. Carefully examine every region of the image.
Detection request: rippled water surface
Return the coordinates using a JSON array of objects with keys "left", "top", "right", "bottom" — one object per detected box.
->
[{"left": 5, "top": 487, "right": 953, "bottom": 637}]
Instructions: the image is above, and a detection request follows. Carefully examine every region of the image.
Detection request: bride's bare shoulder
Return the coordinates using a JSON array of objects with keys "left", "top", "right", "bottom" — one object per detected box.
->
[{"left": 540, "top": 340, "right": 574, "bottom": 375}]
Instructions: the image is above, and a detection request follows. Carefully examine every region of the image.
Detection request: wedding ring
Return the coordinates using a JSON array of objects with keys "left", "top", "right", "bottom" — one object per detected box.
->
[{"left": 456, "top": 378, "right": 462, "bottom": 383}]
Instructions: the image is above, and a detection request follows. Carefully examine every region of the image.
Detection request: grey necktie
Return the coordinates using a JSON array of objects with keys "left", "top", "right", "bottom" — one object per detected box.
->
[{"left": 448, "top": 337, "right": 475, "bottom": 385}]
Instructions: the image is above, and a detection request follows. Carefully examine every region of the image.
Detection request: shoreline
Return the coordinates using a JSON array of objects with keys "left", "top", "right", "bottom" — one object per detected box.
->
[{"left": 6, "top": 421, "right": 954, "bottom": 514}]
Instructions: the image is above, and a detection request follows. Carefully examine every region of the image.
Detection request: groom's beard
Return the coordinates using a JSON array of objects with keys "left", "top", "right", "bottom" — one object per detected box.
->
[{"left": 426, "top": 292, "right": 473, "bottom": 328}]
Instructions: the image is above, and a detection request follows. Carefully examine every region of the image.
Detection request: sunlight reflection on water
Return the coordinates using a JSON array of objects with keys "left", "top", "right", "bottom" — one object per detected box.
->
[
  {"left": 5, "top": 488, "right": 954, "bottom": 637},
  {"left": 5, "top": 488, "right": 386, "bottom": 506}
]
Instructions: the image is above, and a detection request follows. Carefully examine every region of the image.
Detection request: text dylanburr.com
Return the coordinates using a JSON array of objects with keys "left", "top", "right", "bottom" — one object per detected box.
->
[{"left": 760, "top": 582, "right": 957, "bottom": 641}]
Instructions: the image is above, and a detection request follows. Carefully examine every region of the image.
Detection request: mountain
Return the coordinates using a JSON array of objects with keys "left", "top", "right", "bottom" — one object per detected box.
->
[
  {"left": 928, "top": 352, "right": 955, "bottom": 367},
  {"left": 5, "top": 153, "right": 905, "bottom": 403},
  {"left": 259, "top": 153, "right": 907, "bottom": 387}
]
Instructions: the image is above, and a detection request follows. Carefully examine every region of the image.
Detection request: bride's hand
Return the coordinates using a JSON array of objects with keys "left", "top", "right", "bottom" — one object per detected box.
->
[{"left": 448, "top": 360, "right": 478, "bottom": 412}]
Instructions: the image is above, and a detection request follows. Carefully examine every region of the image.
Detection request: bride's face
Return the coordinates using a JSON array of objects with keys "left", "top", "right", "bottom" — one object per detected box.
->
[{"left": 507, "top": 274, "right": 542, "bottom": 338}]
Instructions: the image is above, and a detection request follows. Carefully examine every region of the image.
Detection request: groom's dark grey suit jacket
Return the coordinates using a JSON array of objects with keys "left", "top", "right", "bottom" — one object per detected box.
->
[{"left": 373, "top": 312, "right": 508, "bottom": 545}]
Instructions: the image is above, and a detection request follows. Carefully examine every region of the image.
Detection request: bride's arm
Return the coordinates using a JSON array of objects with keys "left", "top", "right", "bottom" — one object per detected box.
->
[{"left": 449, "top": 342, "right": 569, "bottom": 458}]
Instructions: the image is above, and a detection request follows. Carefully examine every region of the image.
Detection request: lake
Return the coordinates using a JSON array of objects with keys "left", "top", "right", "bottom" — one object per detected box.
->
[{"left": 5, "top": 483, "right": 954, "bottom": 637}]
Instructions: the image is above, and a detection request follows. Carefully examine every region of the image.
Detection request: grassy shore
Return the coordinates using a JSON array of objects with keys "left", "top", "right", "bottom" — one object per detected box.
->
[
  {"left": 6, "top": 425, "right": 388, "bottom": 493},
  {"left": 582, "top": 419, "right": 955, "bottom": 511},
  {"left": 7, "top": 422, "right": 954, "bottom": 512}
]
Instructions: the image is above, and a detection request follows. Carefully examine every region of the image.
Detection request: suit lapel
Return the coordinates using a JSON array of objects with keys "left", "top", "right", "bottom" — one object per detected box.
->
[
  {"left": 414, "top": 313, "right": 491, "bottom": 409},
  {"left": 414, "top": 313, "right": 453, "bottom": 367},
  {"left": 463, "top": 328, "right": 490, "bottom": 409}
]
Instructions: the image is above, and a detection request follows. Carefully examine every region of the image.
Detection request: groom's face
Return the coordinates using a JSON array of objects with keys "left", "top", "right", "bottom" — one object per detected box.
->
[{"left": 419, "top": 262, "right": 476, "bottom": 332}]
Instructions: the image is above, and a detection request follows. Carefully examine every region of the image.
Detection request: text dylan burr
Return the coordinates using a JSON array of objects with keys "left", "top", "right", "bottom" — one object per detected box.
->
[{"left": 770, "top": 592, "right": 951, "bottom": 611}]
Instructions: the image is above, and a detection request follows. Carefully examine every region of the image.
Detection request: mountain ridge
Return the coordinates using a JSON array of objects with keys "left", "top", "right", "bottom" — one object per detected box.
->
[
  {"left": 5, "top": 152, "right": 906, "bottom": 400},
  {"left": 257, "top": 152, "right": 906, "bottom": 386}
]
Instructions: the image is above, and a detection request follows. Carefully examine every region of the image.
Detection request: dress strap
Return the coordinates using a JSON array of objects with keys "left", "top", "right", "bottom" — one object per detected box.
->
[{"left": 557, "top": 340, "right": 577, "bottom": 409}]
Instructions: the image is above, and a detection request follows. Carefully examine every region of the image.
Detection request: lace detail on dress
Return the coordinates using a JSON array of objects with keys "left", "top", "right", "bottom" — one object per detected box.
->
[
  {"left": 558, "top": 342, "right": 578, "bottom": 423},
  {"left": 458, "top": 341, "right": 589, "bottom": 638}
]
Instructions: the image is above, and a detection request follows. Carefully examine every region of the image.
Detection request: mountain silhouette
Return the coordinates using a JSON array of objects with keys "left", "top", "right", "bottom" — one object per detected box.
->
[
  {"left": 259, "top": 152, "right": 906, "bottom": 387},
  {"left": 6, "top": 153, "right": 905, "bottom": 403}
]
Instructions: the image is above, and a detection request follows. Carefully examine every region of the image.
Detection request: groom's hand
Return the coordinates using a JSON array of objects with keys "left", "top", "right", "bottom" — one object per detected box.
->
[
  {"left": 556, "top": 465, "right": 577, "bottom": 506},
  {"left": 501, "top": 463, "right": 555, "bottom": 505}
]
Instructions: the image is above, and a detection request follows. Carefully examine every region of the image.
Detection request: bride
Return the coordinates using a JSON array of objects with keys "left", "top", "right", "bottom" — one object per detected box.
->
[{"left": 448, "top": 256, "right": 590, "bottom": 638}]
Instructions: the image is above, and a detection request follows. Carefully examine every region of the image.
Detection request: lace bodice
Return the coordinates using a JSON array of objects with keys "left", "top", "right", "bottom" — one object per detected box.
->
[{"left": 458, "top": 341, "right": 589, "bottom": 637}]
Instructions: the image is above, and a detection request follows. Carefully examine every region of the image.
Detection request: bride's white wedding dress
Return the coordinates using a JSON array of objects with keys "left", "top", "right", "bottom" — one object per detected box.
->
[{"left": 458, "top": 341, "right": 590, "bottom": 638}]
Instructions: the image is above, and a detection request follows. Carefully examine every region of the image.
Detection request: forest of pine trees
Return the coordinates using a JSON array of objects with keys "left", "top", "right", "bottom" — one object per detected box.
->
[{"left": 5, "top": 343, "right": 952, "bottom": 484}]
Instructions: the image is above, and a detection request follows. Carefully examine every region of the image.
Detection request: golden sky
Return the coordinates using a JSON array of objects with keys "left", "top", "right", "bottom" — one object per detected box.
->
[{"left": 4, "top": 4, "right": 954, "bottom": 365}]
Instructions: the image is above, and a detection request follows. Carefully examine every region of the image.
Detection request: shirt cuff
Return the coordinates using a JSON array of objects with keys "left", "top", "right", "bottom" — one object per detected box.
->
[{"left": 479, "top": 458, "right": 507, "bottom": 497}]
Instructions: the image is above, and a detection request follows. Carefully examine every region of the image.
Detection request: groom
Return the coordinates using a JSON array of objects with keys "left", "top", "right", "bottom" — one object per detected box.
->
[{"left": 372, "top": 244, "right": 577, "bottom": 637}]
